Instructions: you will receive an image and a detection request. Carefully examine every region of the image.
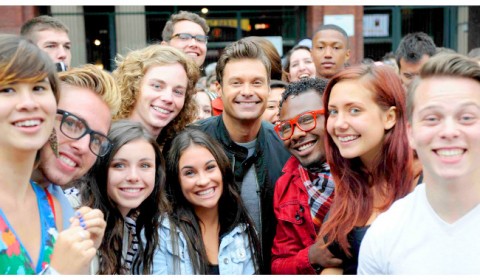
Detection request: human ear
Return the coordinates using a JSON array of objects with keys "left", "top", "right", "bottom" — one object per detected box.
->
[{"left": 383, "top": 106, "right": 397, "bottom": 130}]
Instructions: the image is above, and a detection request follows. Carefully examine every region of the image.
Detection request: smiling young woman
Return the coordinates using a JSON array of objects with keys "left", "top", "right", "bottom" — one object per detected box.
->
[
  {"left": 154, "top": 129, "right": 262, "bottom": 275},
  {"left": 319, "top": 63, "right": 415, "bottom": 275}
]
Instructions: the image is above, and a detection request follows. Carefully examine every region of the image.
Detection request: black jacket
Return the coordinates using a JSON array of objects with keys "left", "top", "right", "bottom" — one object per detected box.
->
[{"left": 192, "top": 116, "right": 290, "bottom": 273}]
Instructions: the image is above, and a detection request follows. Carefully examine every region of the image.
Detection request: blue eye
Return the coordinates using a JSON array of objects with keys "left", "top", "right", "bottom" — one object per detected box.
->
[
  {"left": 328, "top": 109, "right": 338, "bottom": 115},
  {"left": 349, "top": 108, "right": 360, "bottom": 114},
  {"left": 173, "top": 89, "right": 186, "bottom": 97},
  {"left": 460, "top": 114, "right": 476, "bottom": 124}
]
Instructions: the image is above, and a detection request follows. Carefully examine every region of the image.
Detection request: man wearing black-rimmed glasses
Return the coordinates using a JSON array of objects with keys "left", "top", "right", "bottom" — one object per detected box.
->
[
  {"left": 271, "top": 78, "right": 340, "bottom": 274},
  {"left": 31, "top": 64, "right": 121, "bottom": 230},
  {"left": 161, "top": 10, "right": 210, "bottom": 67}
]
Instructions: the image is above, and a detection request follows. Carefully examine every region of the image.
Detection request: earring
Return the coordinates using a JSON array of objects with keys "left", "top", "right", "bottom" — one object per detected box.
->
[{"left": 49, "top": 128, "right": 59, "bottom": 158}]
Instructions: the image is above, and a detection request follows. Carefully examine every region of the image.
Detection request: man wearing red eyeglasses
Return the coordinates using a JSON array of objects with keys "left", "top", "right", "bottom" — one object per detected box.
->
[{"left": 271, "top": 78, "right": 340, "bottom": 274}]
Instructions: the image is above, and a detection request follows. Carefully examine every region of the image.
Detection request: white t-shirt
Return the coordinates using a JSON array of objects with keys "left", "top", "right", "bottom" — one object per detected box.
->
[{"left": 358, "top": 183, "right": 480, "bottom": 275}]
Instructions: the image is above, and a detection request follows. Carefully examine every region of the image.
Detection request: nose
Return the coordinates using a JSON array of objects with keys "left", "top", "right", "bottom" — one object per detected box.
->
[
  {"left": 290, "top": 123, "right": 307, "bottom": 141},
  {"left": 439, "top": 117, "right": 460, "bottom": 140},
  {"left": 241, "top": 84, "right": 253, "bottom": 96},
  {"left": 69, "top": 133, "right": 92, "bottom": 155},
  {"left": 187, "top": 38, "right": 198, "bottom": 47},
  {"left": 57, "top": 46, "right": 67, "bottom": 61},
  {"left": 195, "top": 171, "right": 210, "bottom": 187},
  {"left": 298, "top": 61, "right": 307, "bottom": 70},
  {"left": 324, "top": 46, "right": 333, "bottom": 58},
  {"left": 16, "top": 90, "right": 39, "bottom": 111},
  {"left": 126, "top": 167, "right": 140, "bottom": 183},
  {"left": 160, "top": 88, "right": 174, "bottom": 103},
  {"left": 332, "top": 112, "right": 348, "bottom": 131}
]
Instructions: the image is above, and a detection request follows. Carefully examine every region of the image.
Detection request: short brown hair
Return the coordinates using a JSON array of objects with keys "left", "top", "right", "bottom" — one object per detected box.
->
[
  {"left": 162, "top": 11, "right": 209, "bottom": 42},
  {"left": 407, "top": 53, "right": 480, "bottom": 121},
  {"left": 21, "top": 15, "right": 69, "bottom": 42},
  {"left": 216, "top": 39, "right": 271, "bottom": 85},
  {"left": 0, "top": 34, "right": 59, "bottom": 101},
  {"left": 243, "top": 36, "right": 282, "bottom": 80}
]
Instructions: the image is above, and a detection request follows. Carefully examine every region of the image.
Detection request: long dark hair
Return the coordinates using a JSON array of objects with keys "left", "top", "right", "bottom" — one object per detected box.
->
[
  {"left": 165, "top": 128, "right": 262, "bottom": 274},
  {"left": 81, "top": 120, "right": 169, "bottom": 274}
]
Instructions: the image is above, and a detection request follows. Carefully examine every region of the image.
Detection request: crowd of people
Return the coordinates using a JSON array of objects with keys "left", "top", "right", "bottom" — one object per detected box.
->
[{"left": 1, "top": 10, "right": 480, "bottom": 275}]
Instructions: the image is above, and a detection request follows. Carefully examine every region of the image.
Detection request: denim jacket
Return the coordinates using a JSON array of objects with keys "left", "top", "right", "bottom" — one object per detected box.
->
[
  {"left": 151, "top": 217, "right": 255, "bottom": 275},
  {"left": 191, "top": 116, "right": 290, "bottom": 273}
]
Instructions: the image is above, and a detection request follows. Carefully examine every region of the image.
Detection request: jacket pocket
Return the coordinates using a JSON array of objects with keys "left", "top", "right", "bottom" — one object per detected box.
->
[
  {"left": 165, "top": 236, "right": 188, "bottom": 262},
  {"left": 277, "top": 201, "right": 308, "bottom": 224}
]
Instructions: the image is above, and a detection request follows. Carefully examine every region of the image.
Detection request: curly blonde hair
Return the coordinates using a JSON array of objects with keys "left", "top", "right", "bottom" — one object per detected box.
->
[{"left": 113, "top": 44, "right": 200, "bottom": 145}]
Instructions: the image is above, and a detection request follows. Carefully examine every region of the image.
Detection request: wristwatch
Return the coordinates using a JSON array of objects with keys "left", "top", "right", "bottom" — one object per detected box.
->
[{"left": 312, "top": 263, "right": 323, "bottom": 274}]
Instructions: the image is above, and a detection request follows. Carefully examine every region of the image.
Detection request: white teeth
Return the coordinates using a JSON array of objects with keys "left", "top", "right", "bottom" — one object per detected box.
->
[
  {"left": 298, "top": 142, "right": 315, "bottom": 151},
  {"left": 60, "top": 155, "right": 76, "bottom": 167},
  {"left": 197, "top": 188, "right": 214, "bottom": 196},
  {"left": 299, "top": 74, "right": 310, "bottom": 79},
  {"left": 152, "top": 106, "right": 170, "bottom": 114},
  {"left": 122, "top": 188, "right": 141, "bottom": 193},
  {"left": 436, "top": 149, "right": 463, "bottom": 157},
  {"left": 14, "top": 120, "right": 40, "bottom": 127},
  {"left": 186, "top": 52, "right": 199, "bottom": 57},
  {"left": 339, "top": 135, "right": 359, "bottom": 142}
]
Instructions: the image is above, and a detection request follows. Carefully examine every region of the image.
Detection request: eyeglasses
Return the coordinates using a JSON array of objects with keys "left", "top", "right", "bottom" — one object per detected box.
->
[
  {"left": 56, "top": 109, "right": 112, "bottom": 157},
  {"left": 274, "top": 109, "right": 325, "bottom": 140},
  {"left": 171, "top": 33, "right": 209, "bottom": 44}
]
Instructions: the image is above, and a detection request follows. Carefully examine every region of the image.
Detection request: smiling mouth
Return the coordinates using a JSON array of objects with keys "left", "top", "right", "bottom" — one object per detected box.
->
[
  {"left": 297, "top": 141, "right": 316, "bottom": 151},
  {"left": 14, "top": 119, "right": 41, "bottom": 127},
  {"left": 152, "top": 106, "right": 171, "bottom": 114},
  {"left": 196, "top": 188, "right": 215, "bottom": 196},
  {"left": 120, "top": 188, "right": 142, "bottom": 193},
  {"left": 236, "top": 101, "right": 259, "bottom": 105},
  {"left": 298, "top": 74, "right": 311, "bottom": 79},
  {"left": 338, "top": 135, "right": 359, "bottom": 142},
  {"left": 434, "top": 148, "right": 465, "bottom": 157},
  {"left": 59, "top": 154, "right": 77, "bottom": 167}
]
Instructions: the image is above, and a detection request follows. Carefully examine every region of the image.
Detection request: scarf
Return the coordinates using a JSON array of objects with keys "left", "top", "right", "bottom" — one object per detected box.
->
[{"left": 298, "top": 162, "right": 335, "bottom": 232}]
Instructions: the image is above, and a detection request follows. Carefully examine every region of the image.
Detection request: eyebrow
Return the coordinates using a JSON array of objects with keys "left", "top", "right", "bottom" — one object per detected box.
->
[
  {"left": 417, "top": 102, "right": 480, "bottom": 114},
  {"left": 180, "top": 159, "right": 216, "bottom": 170},
  {"left": 227, "top": 75, "right": 267, "bottom": 82},
  {"left": 112, "top": 157, "right": 155, "bottom": 162},
  {"left": 328, "top": 101, "right": 363, "bottom": 108},
  {"left": 43, "top": 40, "right": 71, "bottom": 45}
]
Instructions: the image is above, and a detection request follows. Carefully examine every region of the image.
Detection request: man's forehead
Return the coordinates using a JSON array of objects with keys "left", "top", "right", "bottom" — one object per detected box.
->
[
  {"left": 314, "top": 30, "right": 348, "bottom": 44},
  {"left": 35, "top": 29, "right": 70, "bottom": 41}
]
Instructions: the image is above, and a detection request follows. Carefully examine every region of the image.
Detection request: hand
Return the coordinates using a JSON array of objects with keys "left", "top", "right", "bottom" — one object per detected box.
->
[
  {"left": 50, "top": 225, "right": 96, "bottom": 274},
  {"left": 70, "top": 206, "right": 106, "bottom": 250},
  {"left": 308, "top": 236, "right": 342, "bottom": 269}
]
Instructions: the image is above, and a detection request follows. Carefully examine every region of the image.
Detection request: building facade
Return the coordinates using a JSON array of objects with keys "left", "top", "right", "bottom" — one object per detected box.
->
[{"left": 0, "top": 5, "right": 475, "bottom": 71}]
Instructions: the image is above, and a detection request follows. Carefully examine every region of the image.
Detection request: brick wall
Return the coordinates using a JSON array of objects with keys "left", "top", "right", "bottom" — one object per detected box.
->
[{"left": 0, "top": 6, "right": 38, "bottom": 34}]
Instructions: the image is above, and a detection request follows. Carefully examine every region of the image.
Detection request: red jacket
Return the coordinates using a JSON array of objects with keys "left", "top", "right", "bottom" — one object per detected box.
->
[{"left": 271, "top": 156, "right": 334, "bottom": 274}]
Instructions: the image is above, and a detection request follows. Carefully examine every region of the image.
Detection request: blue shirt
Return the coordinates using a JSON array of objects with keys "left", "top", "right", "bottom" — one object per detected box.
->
[{"left": 150, "top": 217, "right": 255, "bottom": 274}]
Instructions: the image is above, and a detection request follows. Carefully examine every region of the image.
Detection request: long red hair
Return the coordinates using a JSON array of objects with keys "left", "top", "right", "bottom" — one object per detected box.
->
[{"left": 320, "top": 64, "right": 414, "bottom": 256}]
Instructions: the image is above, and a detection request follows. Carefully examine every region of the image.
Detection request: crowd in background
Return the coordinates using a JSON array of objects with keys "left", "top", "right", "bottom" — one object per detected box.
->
[{"left": 1, "top": 10, "right": 480, "bottom": 275}]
